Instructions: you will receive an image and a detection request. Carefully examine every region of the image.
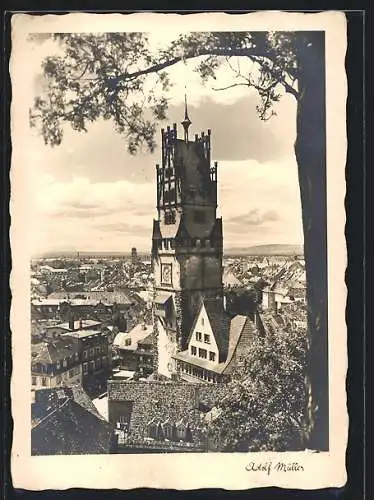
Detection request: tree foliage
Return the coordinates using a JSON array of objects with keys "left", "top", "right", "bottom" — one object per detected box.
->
[
  {"left": 30, "top": 32, "right": 171, "bottom": 153},
  {"left": 206, "top": 315, "right": 308, "bottom": 452},
  {"left": 30, "top": 31, "right": 301, "bottom": 152}
]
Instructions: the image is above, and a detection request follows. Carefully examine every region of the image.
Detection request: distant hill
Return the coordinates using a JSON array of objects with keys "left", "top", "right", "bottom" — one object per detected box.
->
[
  {"left": 34, "top": 244, "right": 303, "bottom": 259},
  {"left": 225, "top": 244, "right": 304, "bottom": 256},
  {"left": 33, "top": 250, "right": 151, "bottom": 259}
]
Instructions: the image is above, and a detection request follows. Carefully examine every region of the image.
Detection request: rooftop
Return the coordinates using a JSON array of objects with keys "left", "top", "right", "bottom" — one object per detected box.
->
[
  {"left": 53, "top": 319, "right": 102, "bottom": 331},
  {"left": 32, "top": 385, "right": 112, "bottom": 455},
  {"left": 113, "top": 324, "right": 153, "bottom": 350},
  {"left": 61, "top": 328, "right": 104, "bottom": 340},
  {"left": 107, "top": 380, "right": 227, "bottom": 446},
  {"left": 31, "top": 340, "right": 79, "bottom": 364}
]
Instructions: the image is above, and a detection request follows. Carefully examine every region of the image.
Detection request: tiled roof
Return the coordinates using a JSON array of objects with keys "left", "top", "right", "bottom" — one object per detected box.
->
[
  {"left": 203, "top": 298, "right": 230, "bottom": 360},
  {"left": 154, "top": 291, "right": 172, "bottom": 304},
  {"left": 48, "top": 290, "right": 135, "bottom": 306},
  {"left": 31, "top": 340, "right": 78, "bottom": 364},
  {"left": 226, "top": 315, "right": 247, "bottom": 361},
  {"left": 31, "top": 385, "right": 112, "bottom": 455},
  {"left": 113, "top": 324, "right": 153, "bottom": 350},
  {"left": 108, "top": 380, "right": 226, "bottom": 445},
  {"left": 137, "top": 332, "right": 155, "bottom": 346}
]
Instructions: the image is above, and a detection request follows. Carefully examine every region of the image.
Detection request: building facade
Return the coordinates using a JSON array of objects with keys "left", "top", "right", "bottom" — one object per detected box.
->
[
  {"left": 152, "top": 105, "right": 224, "bottom": 377},
  {"left": 61, "top": 328, "right": 113, "bottom": 397},
  {"left": 31, "top": 339, "right": 82, "bottom": 389}
]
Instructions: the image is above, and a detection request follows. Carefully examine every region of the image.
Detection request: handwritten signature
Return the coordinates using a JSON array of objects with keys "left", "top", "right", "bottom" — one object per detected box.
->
[{"left": 245, "top": 461, "right": 305, "bottom": 475}]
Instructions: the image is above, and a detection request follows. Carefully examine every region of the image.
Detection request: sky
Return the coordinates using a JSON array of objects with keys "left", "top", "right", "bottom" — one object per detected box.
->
[{"left": 24, "top": 33, "right": 303, "bottom": 255}]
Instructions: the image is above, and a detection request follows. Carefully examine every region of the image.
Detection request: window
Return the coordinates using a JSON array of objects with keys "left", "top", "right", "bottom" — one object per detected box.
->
[
  {"left": 194, "top": 210, "right": 206, "bottom": 224},
  {"left": 90, "top": 361, "right": 95, "bottom": 371},
  {"left": 83, "top": 350, "right": 88, "bottom": 359},
  {"left": 125, "top": 338, "right": 131, "bottom": 346},
  {"left": 41, "top": 377, "right": 47, "bottom": 387},
  {"left": 164, "top": 211, "right": 176, "bottom": 225},
  {"left": 63, "top": 358, "right": 67, "bottom": 368},
  {"left": 56, "top": 361, "right": 60, "bottom": 370},
  {"left": 209, "top": 352, "right": 216, "bottom": 362},
  {"left": 75, "top": 352, "right": 79, "bottom": 361},
  {"left": 164, "top": 188, "right": 175, "bottom": 204},
  {"left": 95, "top": 358, "right": 101, "bottom": 370},
  {"left": 196, "top": 332, "right": 202, "bottom": 342},
  {"left": 32, "top": 377, "right": 36, "bottom": 386},
  {"left": 191, "top": 346, "right": 197, "bottom": 356},
  {"left": 204, "top": 334, "right": 210, "bottom": 344},
  {"left": 95, "top": 346, "right": 100, "bottom": 356},
  {"left": 201, "top": 317, "right": 204, "bottom": 326},
  {"left": 199, "top": 348, "right": 207, "bottom": 359},
  {"left": 83, "top": 362, "right": 88, "bottom": 374},
  {"left": 164, "top": 167, "right": 173, "bottom": 178},
  {"left": 102, "top": 356, "right": 107, "bottom": 367},
  {"left": 90, "top": 348, "right": 94, "bottom": 357}
]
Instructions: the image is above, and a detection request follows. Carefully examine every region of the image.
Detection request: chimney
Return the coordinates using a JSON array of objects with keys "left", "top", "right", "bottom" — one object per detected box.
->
[{"left": 69, "top": 316, "right": 75, "bottom": 331}]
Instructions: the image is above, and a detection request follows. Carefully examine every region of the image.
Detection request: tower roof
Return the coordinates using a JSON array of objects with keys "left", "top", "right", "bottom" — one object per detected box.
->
[{"left": 181, "top": 93, "right": 191, "bottom": 140}]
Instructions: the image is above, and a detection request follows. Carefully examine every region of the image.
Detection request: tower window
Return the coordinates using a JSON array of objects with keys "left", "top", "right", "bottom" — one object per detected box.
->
[
  {"left": 164, "top": 188, "right": 175, "bottom": 204},
  {"left": 164, "top": 211, "right": 176, "bottom": 225},
  {"left": 164, "top": 167, "right": 173, "bottom": 178},
  {"left": 194, "top": 210, "right": 206, "bottom": 224}
]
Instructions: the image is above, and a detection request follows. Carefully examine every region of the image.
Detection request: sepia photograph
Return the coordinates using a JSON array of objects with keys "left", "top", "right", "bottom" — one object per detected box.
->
[{"left": 10, "top": 11, "right": 347, "bottom": 490}]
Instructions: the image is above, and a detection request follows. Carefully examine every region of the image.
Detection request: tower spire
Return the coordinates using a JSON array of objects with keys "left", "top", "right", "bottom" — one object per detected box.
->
[{"left": 181, "top": 92, "right": 192, "bottom": 142}]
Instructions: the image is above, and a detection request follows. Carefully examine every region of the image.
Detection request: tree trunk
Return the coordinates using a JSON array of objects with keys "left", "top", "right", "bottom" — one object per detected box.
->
[{"left": 294, "top": 33, "right": 329, "bottom": 451}]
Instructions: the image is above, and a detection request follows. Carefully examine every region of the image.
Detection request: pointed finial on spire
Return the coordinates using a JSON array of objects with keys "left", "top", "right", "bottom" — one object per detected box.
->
[{"left": 181, "top": 90, "right": 191, "bottom": 142}]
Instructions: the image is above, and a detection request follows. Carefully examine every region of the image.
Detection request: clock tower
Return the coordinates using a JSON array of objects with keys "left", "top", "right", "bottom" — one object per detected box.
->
[{"left": 152, "top": 99, "right": 224, "bottom": 377}]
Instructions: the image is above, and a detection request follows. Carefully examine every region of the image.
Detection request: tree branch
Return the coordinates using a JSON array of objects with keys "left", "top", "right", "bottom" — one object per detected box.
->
[
  {"left": 113, "top": 47, "right": 269, "bottom": 86},
  {"left": 212, "top": 82, "right": 250, "bottom": 92}
]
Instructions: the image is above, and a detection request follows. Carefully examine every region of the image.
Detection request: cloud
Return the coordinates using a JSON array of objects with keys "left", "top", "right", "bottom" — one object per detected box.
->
[
  {"left": 28, "top": 155, "right": 303, "bottom": 254},
  {"left": 94, "top": 222, "right": 151, "bottom": 234},
  {"left": 32, "top": 176, "right": 156, "bottom": 218},
  {"left": 227, "top": 209, "right": 279, "bottom": 227}
]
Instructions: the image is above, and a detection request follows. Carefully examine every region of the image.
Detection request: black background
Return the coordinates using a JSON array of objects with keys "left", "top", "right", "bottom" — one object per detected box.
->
[{"left": 1, "top": 7, "right": 367, "bottom": 500}]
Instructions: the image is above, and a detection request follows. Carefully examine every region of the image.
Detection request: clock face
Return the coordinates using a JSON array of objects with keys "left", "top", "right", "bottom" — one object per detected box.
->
[{"left": 161, "top": 264, "right": 172, "bottom": 285}]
